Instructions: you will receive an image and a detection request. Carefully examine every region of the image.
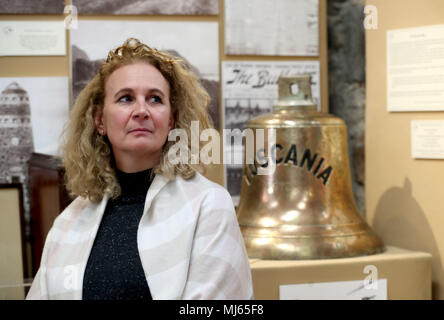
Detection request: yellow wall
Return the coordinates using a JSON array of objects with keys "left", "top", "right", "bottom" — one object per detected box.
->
[
  {"left": 366, "top": 0, "right": 444, "bottom": 299},
  {"left": 0, "top": 0, "right": 328, "bottom": 187}
]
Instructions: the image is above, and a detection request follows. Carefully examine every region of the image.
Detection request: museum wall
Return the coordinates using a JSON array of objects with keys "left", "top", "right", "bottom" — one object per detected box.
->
[{"left": 366, "top": 0, "right": 444, "bottom": 299}]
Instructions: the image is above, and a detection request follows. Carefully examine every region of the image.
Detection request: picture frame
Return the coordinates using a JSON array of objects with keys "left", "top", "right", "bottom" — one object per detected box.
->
[{"left": 0, "top": 183, "right": 29, "bottom": 299}]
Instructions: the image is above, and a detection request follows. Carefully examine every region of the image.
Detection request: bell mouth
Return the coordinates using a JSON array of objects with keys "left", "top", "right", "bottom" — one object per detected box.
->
[{"left": 241, "top": 224, "right": 386, "bottom": 260}]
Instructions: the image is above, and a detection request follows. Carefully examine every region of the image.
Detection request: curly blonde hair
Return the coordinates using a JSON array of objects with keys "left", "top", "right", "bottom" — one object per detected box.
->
[{"left": 62, "top": 38, "right": 213, "bottom": 202}]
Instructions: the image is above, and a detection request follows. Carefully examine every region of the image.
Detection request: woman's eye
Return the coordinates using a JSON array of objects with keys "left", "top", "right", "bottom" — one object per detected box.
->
[
  {"left": 118, "top": 95, "right": 132, "bottom": 103},
  {"left": 149, "top": 95, "right": 162, "bottom": 104}
]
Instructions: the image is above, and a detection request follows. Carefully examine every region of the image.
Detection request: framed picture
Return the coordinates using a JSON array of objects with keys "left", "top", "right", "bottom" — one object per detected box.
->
[
  {"left": 0, "top": 183, "right": 28, "bottom": 299},
  {"left": 0, "top": 0, "right": 65, "bottom": 14},
  {"left": 72, "top": 0, "right": 219, "bottom": 15}
]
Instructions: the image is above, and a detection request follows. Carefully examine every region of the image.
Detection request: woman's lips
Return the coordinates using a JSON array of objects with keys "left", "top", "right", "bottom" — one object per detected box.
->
[{"left": 129, "top": 128, "right": 152, "bottom": 133}]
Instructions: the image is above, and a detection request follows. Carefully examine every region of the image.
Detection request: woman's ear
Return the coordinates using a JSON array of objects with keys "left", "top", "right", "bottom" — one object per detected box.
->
[
  {"left": 168, "top": 112, "right": 175, "bottom": 131},
  {"left": 94, "top": 106, "right": 105, "bottom": 134}
]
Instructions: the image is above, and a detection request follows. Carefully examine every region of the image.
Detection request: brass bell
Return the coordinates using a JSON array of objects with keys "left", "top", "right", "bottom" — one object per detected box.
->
[{"left": 236, "top": 75, "right": 385, "bottom": 260}]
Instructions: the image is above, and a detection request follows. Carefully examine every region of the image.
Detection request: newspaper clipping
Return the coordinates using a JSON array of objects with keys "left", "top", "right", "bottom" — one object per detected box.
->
[{"left": 225, "top": 0, "right": 319, "bottom": 56}]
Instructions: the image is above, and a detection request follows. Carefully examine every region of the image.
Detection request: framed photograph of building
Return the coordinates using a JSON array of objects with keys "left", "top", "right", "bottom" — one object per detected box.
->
[{"left": 0, "top": 77, "right": 70, "bottom": 244}]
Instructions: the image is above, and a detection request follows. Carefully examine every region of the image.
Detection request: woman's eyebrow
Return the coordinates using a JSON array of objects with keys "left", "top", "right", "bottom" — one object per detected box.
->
[
  {"left": 114, "top": 87, "right": 133, "bottom": 98},
  {"left": 113, "top": 87, "right": 166, "bottom": 98},
  {"left": 149, "top": 88, "right": 166, "bottom": 97}
]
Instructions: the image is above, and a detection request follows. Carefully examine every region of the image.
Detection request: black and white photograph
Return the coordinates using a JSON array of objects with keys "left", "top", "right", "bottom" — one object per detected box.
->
[
  {"left": 0, "top": 77, "right": 69, "bottom": 160},
  {"left": 72, "top": 0, "right": 219, "bottom": 15},
  {"left": 222, "top": 60, "right": 320, "bottom": 204},
  {"left": 0, "top": 0, "right": 65, "bottom": 14},
  {"left": 225, "top": 0, "right": 319, "bottom": 56},
  {"left": 70, "top": 20, "right": 220, "bottom": 129},
  {"left": 0, "top": 81, "right": 33, "bottom": 185}
]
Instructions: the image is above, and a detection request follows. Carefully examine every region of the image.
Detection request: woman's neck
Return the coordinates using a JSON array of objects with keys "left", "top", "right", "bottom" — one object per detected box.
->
[{"left": 114, "top": 167, "right": 153, "bottom": 199}]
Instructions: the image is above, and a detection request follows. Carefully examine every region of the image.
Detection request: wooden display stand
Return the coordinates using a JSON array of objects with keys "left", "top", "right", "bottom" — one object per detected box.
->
[
  {"left": 250, "top": 246, "right": 431, "bottom": 300},
  {"left": 28, "top": 152, "right": 71, "bottom": 275}
]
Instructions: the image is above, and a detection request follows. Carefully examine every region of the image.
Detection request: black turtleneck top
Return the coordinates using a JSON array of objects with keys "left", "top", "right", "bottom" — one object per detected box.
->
[{"left": 82, "top": 168, "right": 153, "bottom": 300}]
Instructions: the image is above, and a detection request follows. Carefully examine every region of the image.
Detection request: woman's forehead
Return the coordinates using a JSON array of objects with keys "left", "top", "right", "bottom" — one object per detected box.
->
[{"left": 105, "top": 63, "right": 170, "bottom": 95}]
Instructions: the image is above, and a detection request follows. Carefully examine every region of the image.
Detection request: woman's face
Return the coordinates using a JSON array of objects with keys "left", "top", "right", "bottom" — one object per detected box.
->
[{"left": 96, "top": 62, "right": 174, "bottom": 171}]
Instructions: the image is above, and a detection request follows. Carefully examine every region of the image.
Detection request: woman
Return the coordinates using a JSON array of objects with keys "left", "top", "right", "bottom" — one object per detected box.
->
[{"left": 27, "top": 38, "right": 253, "bottom": 300}]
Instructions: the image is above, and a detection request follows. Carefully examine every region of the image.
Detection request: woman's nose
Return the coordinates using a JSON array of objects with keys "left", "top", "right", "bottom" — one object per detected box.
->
[{"left": 133, "top": 98, "right": 149, "bottom": 119}]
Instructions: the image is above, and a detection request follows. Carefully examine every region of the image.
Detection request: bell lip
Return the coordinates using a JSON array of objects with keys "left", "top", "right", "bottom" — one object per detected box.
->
[
  {"left": 247, "top": 246, "right": 387, "bottom": 260},
  {"left": 241, "top": 231, "right": 386, "bottom": 260},
  {"left": 240, "top": 221, "right": 376, "bottom": 237}
]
